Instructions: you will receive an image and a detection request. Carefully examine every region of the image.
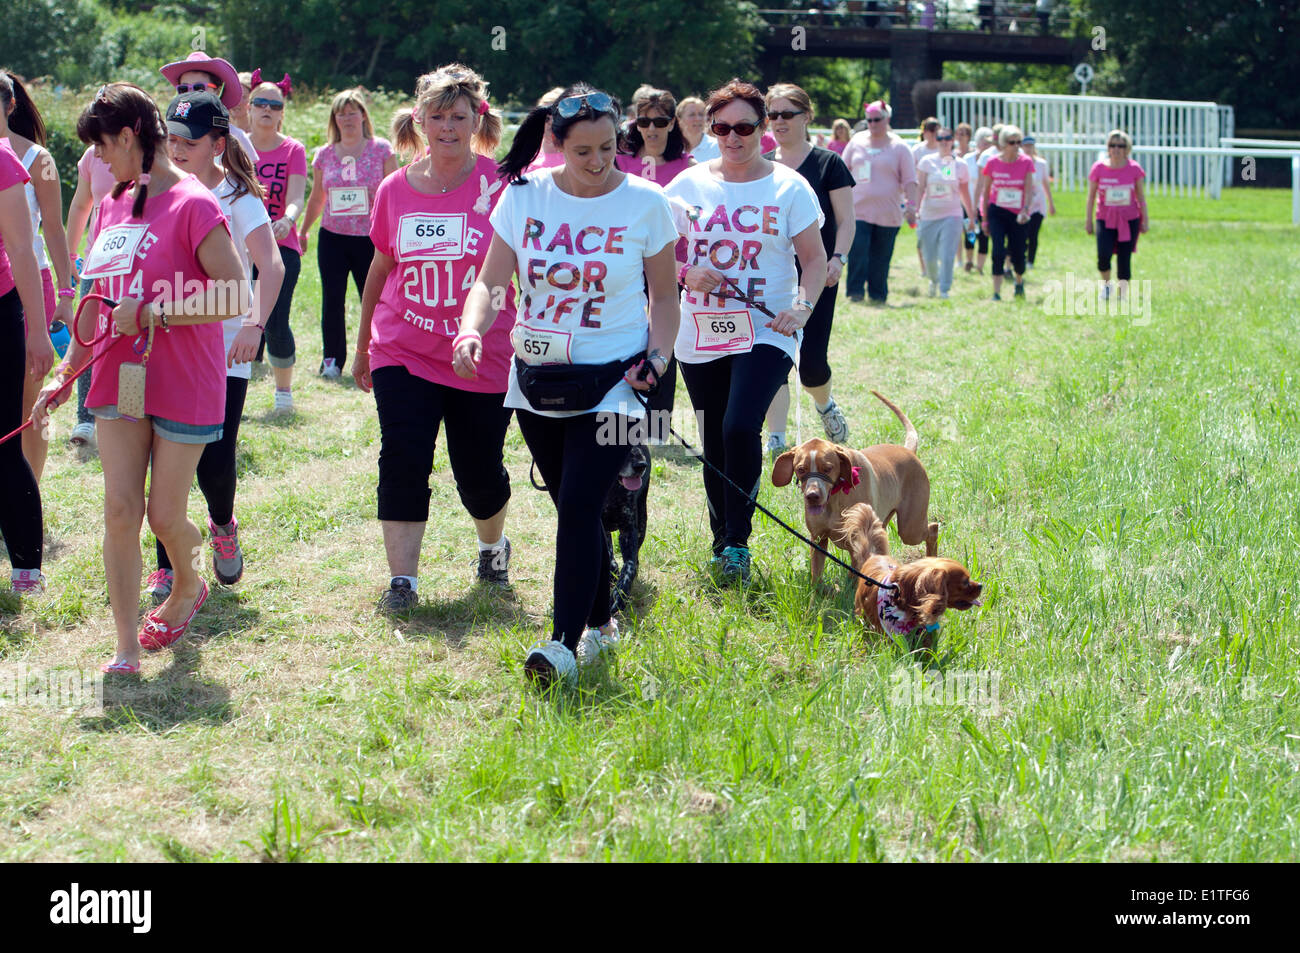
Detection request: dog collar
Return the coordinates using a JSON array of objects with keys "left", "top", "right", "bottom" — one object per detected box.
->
[
  {"left": 876, "top": 572, "right": 940, "bottom": 637},
  {"left": 831, "top": 466, "right": 861, "bottom": 495}
]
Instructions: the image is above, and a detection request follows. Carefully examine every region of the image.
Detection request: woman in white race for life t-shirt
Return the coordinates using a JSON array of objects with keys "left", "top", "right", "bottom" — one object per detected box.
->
[
  {"left": 161, "top": 89, "right": 285, "bottom": 600},
  {"left": 455, "top": 85, "right": 680, "bottom": 690},
  {"left": 663, "top": 80, "right": 825, "bottom": 587}
]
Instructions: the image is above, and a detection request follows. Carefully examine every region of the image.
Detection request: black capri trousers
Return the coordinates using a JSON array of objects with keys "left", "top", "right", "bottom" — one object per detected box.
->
[
  {"left": 986, "top": 204, "right": 1027, "bottom": 277},
  {"left": 371, "top": 365, "right": 512, "bottom": 523},
  {"left": 1096, "top": 221, "right": 1137, "bottom": 281}
]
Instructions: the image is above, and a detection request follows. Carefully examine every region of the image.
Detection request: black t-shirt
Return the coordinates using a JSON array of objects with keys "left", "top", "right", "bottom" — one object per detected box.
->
[{"left": 763, "top": 144, "right": 855, "bottom": 255}]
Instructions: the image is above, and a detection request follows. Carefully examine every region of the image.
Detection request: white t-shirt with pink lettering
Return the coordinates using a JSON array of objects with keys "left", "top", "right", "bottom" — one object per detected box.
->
[
  {"left": 213, "top": 176, "right": 272, "bottom": 381},
  {"left": 489, "top": 168, "right": 678, "bottom": 419},
  {"left": 369, "top": 155, "right": 515, "bottom": 393},
  {"left": 82, "top": 175, "right": 230, "bottom": 425},
  {"left": 917, "top": 152, "right": 969, "bottom": 221},
  {"left": 665, "top": 161, "right": 823, "bottom": 366}
]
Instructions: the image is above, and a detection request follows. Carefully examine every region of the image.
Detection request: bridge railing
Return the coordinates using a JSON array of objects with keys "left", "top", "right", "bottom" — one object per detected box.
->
[{"left": 755, "top": 3, "right": 1071, "bottom": 35}]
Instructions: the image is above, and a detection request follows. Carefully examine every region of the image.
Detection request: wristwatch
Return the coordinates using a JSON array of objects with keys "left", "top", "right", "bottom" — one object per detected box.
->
[
  {"left": 830, "top": 252, "right": 846, "bottom": 264},
  {"left": 795, "top": 299, "right": 815, "bottom": 312}
]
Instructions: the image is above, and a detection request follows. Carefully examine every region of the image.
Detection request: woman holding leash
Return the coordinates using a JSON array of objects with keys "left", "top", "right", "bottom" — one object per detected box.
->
[
  {"left": 353, "top": 65, "right": 515, "bottom": 611},
  {"left": 456, "top": 83, "right": 679, "bottom": 688},
  {"left": 665, "top": 79, "right": 825, "bottom": 586},
  {"left": 1, "top": 72, "right": 74, "bottom": 481},
  {"left": 297, "top": 89, "right": 396, "bottom": 379},
  {"left": 761, "top": 82, "right": 853, "bottom": 455},
  {"left": 32, "top": 84, "right": 245, "bottom": 673},
  {"left": 0, "top": 130, "right": 52, "bottom": 596},
  {"left": 146, "top": 90, "right": 285, "bottom": 602}
]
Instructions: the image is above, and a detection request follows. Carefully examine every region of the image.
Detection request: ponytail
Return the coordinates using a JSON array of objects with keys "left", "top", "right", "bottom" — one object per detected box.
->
[
  {"left": 2, "top": 72, "right": 47, "bottom": 146},
  {"left": 391, "top": 106, "right": 422, "bottom": 161},
  {"left": 217, "top": 132, "right": 263, "bottom": 201},
  {"left": 497, "top": 106, "right": 550, "bottom": 185},
  {"left": 473, "top": 107, "right": 503, "bottom": 158},
  {"left": 134, "top": 136, "right": 155, "bottom": 218}
]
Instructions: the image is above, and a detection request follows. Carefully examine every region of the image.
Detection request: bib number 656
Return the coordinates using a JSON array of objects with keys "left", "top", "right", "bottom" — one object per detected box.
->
[{"left": 414, "top": 222, "right": 447, "bottom": 238}]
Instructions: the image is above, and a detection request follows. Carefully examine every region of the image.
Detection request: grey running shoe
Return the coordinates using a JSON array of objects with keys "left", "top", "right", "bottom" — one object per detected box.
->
[
  {"left": 525, "top": 639, "right": 578, "bottom": 689},
  {"left": 208, "top": 517, "right": 244, "bottom": 585},
  {"left": 378, "top": 578, "right": 419, "bottom": 614},
  {"left": 477, "top": 538, "right": 511, "bottom": 586},
  {"left": 818, "top": 399, "right": 850, "bottom": 444},
  {"left": 146, "top": 568, "right": 174, "bottom": 604}
]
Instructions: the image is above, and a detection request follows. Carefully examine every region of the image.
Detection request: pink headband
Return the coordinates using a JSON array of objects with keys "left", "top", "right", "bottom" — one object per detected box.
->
[{"left": 250, "top": 68, "right": 292, "bottom": 98}]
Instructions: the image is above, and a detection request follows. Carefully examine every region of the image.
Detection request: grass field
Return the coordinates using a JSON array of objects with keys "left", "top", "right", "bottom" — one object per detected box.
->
[{"left": 1, "top": 182, "right": 1297, "bottom": 862}]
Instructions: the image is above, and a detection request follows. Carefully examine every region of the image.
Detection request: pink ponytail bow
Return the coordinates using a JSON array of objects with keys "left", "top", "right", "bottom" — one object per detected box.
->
[{"left": 478, "top": 99, "right": 489, "bottom": 116}]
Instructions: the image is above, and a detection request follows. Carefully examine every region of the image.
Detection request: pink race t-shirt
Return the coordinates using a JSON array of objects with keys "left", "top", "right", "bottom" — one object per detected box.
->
[
  {"left": 916, "top": 152, "right": 969, "bottom": 221},
  {"left": 77, "top": 146, "right": 116, "bottom": 243},
  {"left": 1089, "top": 158, "right": 1144, "bottom": 215},
  {"left": 255, "top": 137, "right": 307, "bottom": 254},
  {"left": 828, "top": 140, "right": 847, "bottom": 155},
  {"left": 615, "top": 153, "right": 695, "bottom": 187},
  {"left": 312, "top": 137, "right": 393, "bottom": 236},
  {"left": 982, "top": 154, "right": 1035, "bottom": 214},
  {"left": 83, "top": 175, "right": 230, "bottom": 425},
  {"left": 0, "top": 140, "right": 32, "bottom": 298},
  {"left": 368, "top": 154, "right": 516, "bottom": 393},
  {"left": 840, "top": 134, "right": 916, "bottom": 226}
]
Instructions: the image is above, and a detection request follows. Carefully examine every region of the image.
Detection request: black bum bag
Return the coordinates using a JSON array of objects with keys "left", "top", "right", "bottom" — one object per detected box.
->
[{"left": 514, "top": 353, "right": 648, "bottom": 413}]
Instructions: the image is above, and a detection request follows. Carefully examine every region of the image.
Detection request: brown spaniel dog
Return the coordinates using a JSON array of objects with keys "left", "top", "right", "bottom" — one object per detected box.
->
[
  {"left": 771, "top": 391, "right": 938, "bottom": 585},
  {"left": 843, "top": 502, "right": 982, "bottom": 649}
]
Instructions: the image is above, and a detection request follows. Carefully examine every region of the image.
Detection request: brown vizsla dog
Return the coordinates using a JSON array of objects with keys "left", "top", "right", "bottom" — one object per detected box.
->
[
  {"left": 842, "top": 502, "right": 982, "bottom": 650},
  {"left": 771, "top": 391, "right": 938, "bottom": 585}
]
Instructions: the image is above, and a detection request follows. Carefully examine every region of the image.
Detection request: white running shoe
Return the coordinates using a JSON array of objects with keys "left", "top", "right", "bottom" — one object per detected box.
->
[
  {"left": 928, "top": 281, "right": 937, "bottom": 298},
  {"left": 320, "top": 358, "right": 342, "bottom": 379},
  {"left": 817, "top": 399, "right": 850, "bottom": 444},
  {"left": 577, "top": 620, "right": 619, "bottom": 668},
  {"left": 766, "top": 433, "right": 787, "bottom": 459},
  {"left": 272, "top": 389, "right": 294, "bottom": 415},
  {"left": 524, "top": 640, "right": 578, "bottom": 689},
  {"left": 69, "top": 421, "right": 96, "bottom": 447}
]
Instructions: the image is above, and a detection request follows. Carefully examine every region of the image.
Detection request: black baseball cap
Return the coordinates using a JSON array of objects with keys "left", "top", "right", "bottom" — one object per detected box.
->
[{"left": 165, "top": 90, "right": 230, "bottom": 139}]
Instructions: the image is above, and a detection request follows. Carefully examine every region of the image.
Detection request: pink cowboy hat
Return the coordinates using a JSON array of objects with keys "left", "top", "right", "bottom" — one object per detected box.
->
[{"left": 159, "top": 52, "right": 243, "bottom": 109}]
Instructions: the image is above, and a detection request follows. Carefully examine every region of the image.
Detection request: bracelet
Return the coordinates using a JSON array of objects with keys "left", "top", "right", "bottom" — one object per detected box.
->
[
  {"left": 57, "top": 288, "right": 75, "bottom": 300},
  {"left": 53, "top": 361, "right": 74, "bottom": 382},
  {"left": 451, "top": 328, "right": 482, "bottom": 350},
  {"left": 677, "top": 263, "right": 690, "bottom": 285}
]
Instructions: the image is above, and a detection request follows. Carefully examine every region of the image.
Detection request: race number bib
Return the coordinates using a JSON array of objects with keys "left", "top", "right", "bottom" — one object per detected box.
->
[
  {"left": 329, "top": 186, "right": 369, "bottom": 216},
  {"left": 1104, "top": 185, "right": 1132, "bottom": 207},
  {"left": 512, "top": 324, "right": 573, "bottom": 365},
  {"left": 853, "top": 162, "right": 872, "bottom": 184},
  {"left": 397, "top": 213, "right": 466, "bottom": 260},
  {"left": 928, "top": 179, "right": 953, "bottom": 198},
  {"left": 80, "top": 223, "right": 150, "bottom": 280},
  {"left": 693, "top": 310, "right": 754, "bottom": 354},
  {"left": 995, "top": 186, "right": 1023, "bottom": 209}
]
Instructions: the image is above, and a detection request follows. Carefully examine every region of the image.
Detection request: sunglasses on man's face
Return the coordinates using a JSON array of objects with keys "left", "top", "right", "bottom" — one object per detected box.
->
[
  {"left": 555, "top": 92, "right": 614, "bottom": 119},
  {"left": 767, "top": 109, "right": 803, "bottom": 121},
  {"left": 711, "top": 121, "right": 758, "bottom": 138},
  {"left": 937, "top": 135, "right": 954, "bottom": 141},
  {"left": 635, "top": 116, "right": 671, "bottom": 129},
  {"left": 176, "top": 82, "right": 219, "bottom": 94},
  {"left": 866, "top": 116, "right": 884, "bottom": 123},
  {"left": 252, "top": 98, "right": 285, "bottom": 111}
]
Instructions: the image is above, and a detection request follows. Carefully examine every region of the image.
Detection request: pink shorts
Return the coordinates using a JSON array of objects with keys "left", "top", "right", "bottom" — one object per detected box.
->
[{"left": 40, "top": 268, "right": 55, "bottom": 329}]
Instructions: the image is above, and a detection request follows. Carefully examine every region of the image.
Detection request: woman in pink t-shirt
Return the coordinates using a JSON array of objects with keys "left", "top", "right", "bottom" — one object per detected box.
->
[
  {"left": 1086, "top": 128, "right": 1148, "bottom": 298},
  {"left": 352, "top": 65, "right": 517, "bottom": 611},
  {"left": 977, "top": 124, "right": 1035, "bottom": 300},
  {"left": 248, "top": 76, "right": 306, "bottom": 413},
  {"left": 32, "top": 84, "right": 245, "bottom": 674},
  {"left": 0, "top": 138, "right": 53, "bottom": 598},
  {"left": 829, "top": 119, "right": 851, "bottom": 155},
  {"left": 297, "top": 89, "right": 398, "bottom": 377},
  {"left": 1, "top": 72, "right": 75, "bottom": 482},
  {"left": 916, "top": 125, "right": 974, "bottom": 298}
]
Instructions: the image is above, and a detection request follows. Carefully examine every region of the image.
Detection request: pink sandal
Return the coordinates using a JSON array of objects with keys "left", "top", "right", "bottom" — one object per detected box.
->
[
  {"left": 100, "top": 658, "right": 141, "bottom": 674},
  {"left": 139, "top": 579, "right": 209, "bottom": 651}
]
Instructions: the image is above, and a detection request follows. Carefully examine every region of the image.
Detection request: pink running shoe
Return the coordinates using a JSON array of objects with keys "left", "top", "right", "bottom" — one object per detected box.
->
[{"left": 11, "top": 569, "right": 45, "bottom": 594}]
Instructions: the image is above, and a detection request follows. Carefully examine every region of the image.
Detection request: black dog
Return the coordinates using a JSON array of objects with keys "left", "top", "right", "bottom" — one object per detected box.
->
[{"left": 602, "top": 443, "right": 650, "bottom": 615}]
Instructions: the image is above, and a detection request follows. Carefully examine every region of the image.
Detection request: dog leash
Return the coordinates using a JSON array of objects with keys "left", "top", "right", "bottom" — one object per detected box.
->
[
  {"left": 629, "top": 385, "right": 898, "bottom": 591},
  {"left": 0, "top": 294, "right": 122, "bottom": 447}
]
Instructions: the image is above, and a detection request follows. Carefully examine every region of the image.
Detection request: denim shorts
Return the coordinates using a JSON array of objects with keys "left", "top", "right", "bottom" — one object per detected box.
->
[{"left": 89, "top": 405, "right": 223, "bottom": 445}]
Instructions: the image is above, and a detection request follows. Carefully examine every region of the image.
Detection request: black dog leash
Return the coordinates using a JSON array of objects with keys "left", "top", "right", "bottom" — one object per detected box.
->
[{"left": 628, "top": 382, "right": 898, "bottom": 592}]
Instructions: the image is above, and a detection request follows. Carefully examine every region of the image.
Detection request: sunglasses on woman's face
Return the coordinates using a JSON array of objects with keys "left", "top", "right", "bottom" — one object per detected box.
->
[
  {"left": 1005, "top": 139, "right": 1022, "bottom": 145},
  {"left": 865, "top": 116, "right": 884, "bottom": 123},
  {"left": 767, "top": 109, "right": 803, "bottom": 121},
  {"left": 555, "top": 92, "right": 614, "bottom": 118},
  {"left": 635, "top": 116, "right": 671, "bottom": 129},
  {"left": 711, "top": 121, "right": 758, "bottom": 138},
  {"left": 1108, "top": 142, "right": 1127, "bottom": 148},
  {"left": 251, "top": 98, "right": 285, "bottom": 111},
  {"left": 937, "top": 135, "right": 954, "bottom": 141},
  {"left": 176, "top": 82, "right": 218, "bottom": 94}
]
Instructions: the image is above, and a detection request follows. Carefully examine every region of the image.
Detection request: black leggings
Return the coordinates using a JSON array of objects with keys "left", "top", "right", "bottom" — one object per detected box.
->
[
  {"left": 517, "top": 408, "right": 632, "bottom": 651},
  {"left": 796, "top": 282, "right": 837, "bottom": 388},
  {"left": 371, "top": 365, "right": 512, "bottom": 522},
  {"left": 644, "top": 354, "right": 677, "bottom": 441},
  {"left": 254, "top": 246, "right": 301, "bottom": 367},
  {"left": 1096, "top": 221, "right": 1137, "bottom": 281},
  {"left": 987, "top": 204, "right": 1026, "bottom": 277},
  {"left": 0, "top": 289, "right": 42, "bottom": 569},
  {"left": 317, "top": 228, "right": 373, "bottom": 369},
  {"left": 680, "top": 344, "right": 793, "bottom": 553},
  {"left": 157, "top": 377, "right": 248, "bottom": 571},
  {"left": 1025, "top": 212, "right": 1044, "bottom": 264}
]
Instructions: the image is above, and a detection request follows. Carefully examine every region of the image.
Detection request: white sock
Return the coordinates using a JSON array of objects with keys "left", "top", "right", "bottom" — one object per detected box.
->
[
  {"left": 815, "top": 397, "right": 834, "bottom": 413},
  {"left": 477, "top": 535, "right": 507, "bottom": 553},
  {"left": 391, "top": 574, "right": 417, "bottom": 591}
]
